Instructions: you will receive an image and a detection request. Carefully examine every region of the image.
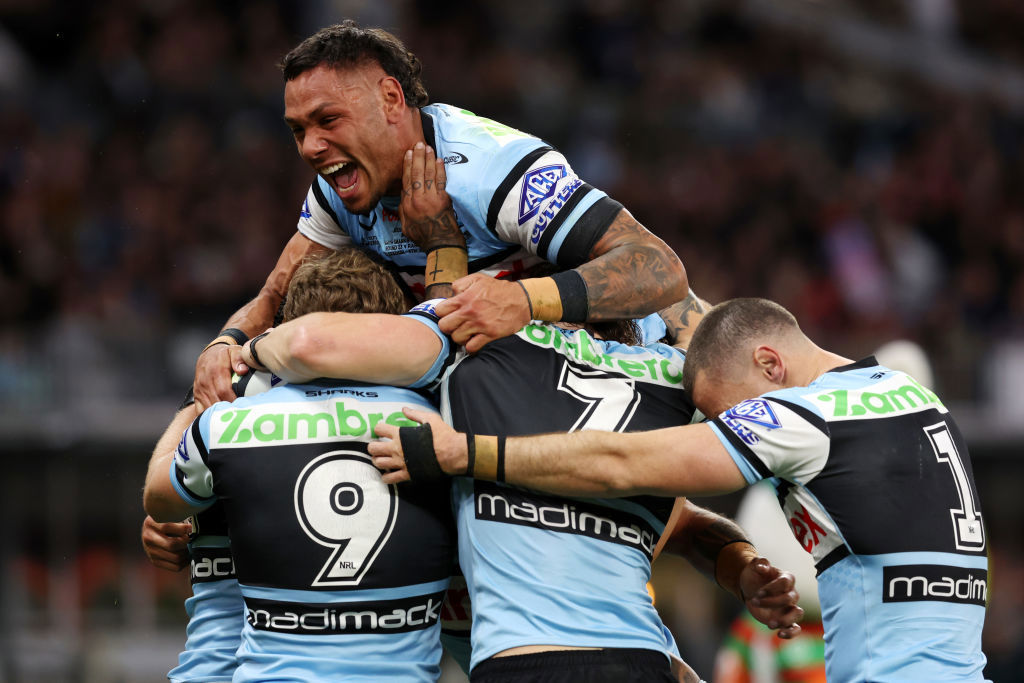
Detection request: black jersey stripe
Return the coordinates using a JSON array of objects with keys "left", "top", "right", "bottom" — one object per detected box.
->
[
  {"left": 190, "top": 417, "right": 210, "bottom": 464},
  {"left": 816, "top": 545, "right": 851, "bottom": 575},
  {"left": 553, "top": 196, "right": 623, "bottom": 268},
  {"left": 711, "top": 417, "right": 774, "bottom": 480},
  {"left": 419, "top": 109, "right": 437, "bottom": 151},
  {"left": 771, "top": 398, "right": 830, "bottom": 437},
  {"left": 534, "top": 182, "right": 595, "bottom": 261},
  {"left": 485, "top": 146, "right": 554, "bottom": 236},
  {"left": 311, "top": 176, "right": 342, "bottom": 228},
  {"left": 831, "top": 356, "right": 879, "bottom": 373}
]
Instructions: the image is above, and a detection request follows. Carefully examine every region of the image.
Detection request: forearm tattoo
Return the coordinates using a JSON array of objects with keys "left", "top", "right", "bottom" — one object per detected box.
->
[
  {"left": 659, "top": 290, "right": 707, "bottom": 347},
  {"left": 577, "top": 213, "right": 685, "bottom": 320},
  {"left": 404, "top": 208, "right": 463, "bottom": 252}
]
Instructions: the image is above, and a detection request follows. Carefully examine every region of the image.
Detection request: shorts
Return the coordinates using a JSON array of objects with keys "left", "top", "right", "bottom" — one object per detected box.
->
[{"left": 469, "top": 648, "right": 676, "bottom": 683}]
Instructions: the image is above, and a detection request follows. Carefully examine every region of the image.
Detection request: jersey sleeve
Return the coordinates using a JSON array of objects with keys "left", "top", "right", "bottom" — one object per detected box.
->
[
  {"left": 401, "top": 298, "right": 456, "bottom": 390},
  {"left": 169, "top": 410, "right": 217, "bottom": 508},
  {"left": 295, "top": 177, "right": 354, "bottom": 250},
  {"left": 708, "top": 397, "right": 831, "bottom": 485},
  {"left": 486, "top": 149, "right": 623, "bottom": 268}
]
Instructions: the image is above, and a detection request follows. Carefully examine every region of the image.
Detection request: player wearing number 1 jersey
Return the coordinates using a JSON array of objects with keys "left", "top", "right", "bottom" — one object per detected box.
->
[
  {"left": 145, "top": 249, "right": 458, "bottom": 682},
  {"left": 387, "top": 298, "right": 990, "bottom": 682}
]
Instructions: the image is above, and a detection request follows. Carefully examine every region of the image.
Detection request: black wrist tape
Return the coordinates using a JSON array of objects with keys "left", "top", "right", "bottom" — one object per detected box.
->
[
  {"left": 399, "top": 423, "right": 448, "bottom": 484},
  {"left": 248, "top": 331, "right": 270, "bottom": 369},
  {"left": 219, "top": 327, "right": 249, "bottom": 345},
  {"left": 550, "top": 269, "right": 589, "bottom": 322},
  {"left": 495, "top": 436, "right": 506, "bottom": 483},
  {"left": 466, "top": 433, "right": 476, "bottom": 478}
]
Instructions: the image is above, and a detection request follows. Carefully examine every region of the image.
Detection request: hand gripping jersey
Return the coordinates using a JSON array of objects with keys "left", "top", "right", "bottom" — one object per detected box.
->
[
  {"left": 169, "top": 311, "right": 457, "bottom": 682},
  {"left": 168, "top": 502, "right": 243, "bottom": 683},
  {"left": 440, "top": 323, "right": 697, "bottom": 670},
  {"left": 169, "top": 372, "right": 286, "bottom": 682},
  {"left": 709, "top": 358, "right": 989, "bottom": 682},
  {"left": 297, "top": 103, "right": 623, "bottom": 297}
]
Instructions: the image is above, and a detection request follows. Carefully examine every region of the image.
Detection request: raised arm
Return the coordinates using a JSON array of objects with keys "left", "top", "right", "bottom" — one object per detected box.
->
[
  {"left": 368, "top": 407, "right": 746, "bottom": 497},
  {"left": 435, "top": 209, "right": 687, "bottom": 352},
  {"left": 237, "top": 311, "right": 444, "bottom": 386},
  {"left": 193, "top": 232, "right": 329, "bottom": 408},
  {"left": 398, "top": 143, "right": 467, "bottom": 299}
]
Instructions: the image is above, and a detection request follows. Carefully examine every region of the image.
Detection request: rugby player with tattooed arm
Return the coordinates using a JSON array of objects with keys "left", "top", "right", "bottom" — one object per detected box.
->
[
  {"left": 371, "top": 298, "right": 991, "bottom": 683},
  {"left": 241, "top": 276, "right": 803, "bottom": 682},
  {"left": 192, "top": 20, "right": 688, "bottom": 410}
]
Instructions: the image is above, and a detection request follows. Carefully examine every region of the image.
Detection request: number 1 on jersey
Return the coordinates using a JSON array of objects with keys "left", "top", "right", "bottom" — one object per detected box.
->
[{"left": 923, "top": 423, "right": 984, "bottom": 551}]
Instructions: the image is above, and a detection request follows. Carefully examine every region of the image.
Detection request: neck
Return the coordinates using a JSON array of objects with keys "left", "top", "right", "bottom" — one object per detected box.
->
[{"left": 802, "top": 347, "right": 855, "bottom": 385}]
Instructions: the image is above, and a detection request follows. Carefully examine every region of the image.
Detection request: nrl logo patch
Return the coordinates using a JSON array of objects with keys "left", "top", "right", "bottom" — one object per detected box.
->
[
  {"left": 518, "top": 164, "right": 567, "bottom": 225},
  {"left": 726, "top": 399, "right": 781, "bottom": 429}
]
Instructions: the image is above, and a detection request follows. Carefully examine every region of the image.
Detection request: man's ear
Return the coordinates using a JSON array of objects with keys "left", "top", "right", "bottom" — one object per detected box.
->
[
  {"left": 752, "top": 345, "right": 785, "bottom": 385},
  {"left": 379, "top": 76, "right": 406, "bottom": 123}
]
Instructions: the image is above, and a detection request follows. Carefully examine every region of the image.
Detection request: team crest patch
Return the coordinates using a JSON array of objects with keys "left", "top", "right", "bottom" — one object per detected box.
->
[
  {"left": 726, "top": 399, "right": 781, "bottom": 429},
  {"left": 518, "top": 164, "right": 567, "bottom": 224}
]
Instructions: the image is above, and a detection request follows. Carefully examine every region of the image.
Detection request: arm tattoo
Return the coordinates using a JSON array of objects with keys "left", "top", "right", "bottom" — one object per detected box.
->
[
  {"left": 692, "top": 517, "right": 750, "bottom": 571},
  {"left": 404, "top": 209, "right": 464, "bottom": 252},
  {"left": 576, "top": 211, "right": 687, "bottom": 320},
  {"left": 659, "top": 289, "right": 708, "bottom": 348}
]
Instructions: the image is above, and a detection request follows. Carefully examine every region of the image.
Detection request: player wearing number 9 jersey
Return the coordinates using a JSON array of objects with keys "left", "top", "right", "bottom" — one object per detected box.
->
[{"left": 145, "top": 249, "right": 458, "bottom": 682}]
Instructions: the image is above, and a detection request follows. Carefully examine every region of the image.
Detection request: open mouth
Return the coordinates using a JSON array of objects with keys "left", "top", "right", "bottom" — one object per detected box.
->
[{"left": 321, "top": 161, "right": 359, "bottom": 193}]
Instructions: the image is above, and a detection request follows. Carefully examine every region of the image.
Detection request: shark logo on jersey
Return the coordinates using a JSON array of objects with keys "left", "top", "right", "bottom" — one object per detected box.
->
[
  {"left": 727, "top": 399, "right": 781, "bottom": 429},
  {"left": 300, "top": 198, "right": 312, "bottom": 219},
  {"left": 721, "top": 399, "right": 780, "bottom": 445},
  {"left": 518, "top": 165, "right": 567, "bottom": 225}
]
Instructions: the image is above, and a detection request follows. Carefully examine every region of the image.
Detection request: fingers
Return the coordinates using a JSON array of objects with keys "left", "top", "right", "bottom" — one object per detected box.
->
[
  {"left": 409, "top": 142, "right": 426, "bottom": 195},
  {"left": 435, "top": 148, "right": 447, "bottom": 191},
  {"left": 464, "top": 333, "right": 494, "bottom": 353},
  {"left": 423, "top": 144, "right": 436, "bottom": 190},
  {"left": 141, "top": 516, "right": 191, "bottom": 572},
  {"left": 195, "top": 345, "right": 237, "bottom": 407},
  {"left": 403, "top": 405, "right": 439, "bottom": 426},
  {"left": 403, "top": 147, "right": 412, "bottom": 197}
]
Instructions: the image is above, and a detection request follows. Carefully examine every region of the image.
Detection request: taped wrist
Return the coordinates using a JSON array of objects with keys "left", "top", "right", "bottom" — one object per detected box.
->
[
  {"left": 399, "top": 423, "right": 448, "bottom": 484},
  {"left": 248, "top": 331, "right": 270, "bottom": 370},
  {"left": 519, "top": 271, "right": 589, "bottom": 323},
  {"left": 203, "top": 327, "right": 249, "bottom": 353},
  {"left": 424, "top": 246, "right": 468, "bottom": 289},
  {"left": 218, "top": 327, "right": 249, "bottom": 345},
  {"left": 465, "top": 434, "right": 506, "bottom": 483}
]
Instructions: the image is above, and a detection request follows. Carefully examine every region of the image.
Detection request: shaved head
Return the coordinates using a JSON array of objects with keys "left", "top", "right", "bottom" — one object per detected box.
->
[{"left": 682, "top": 298, "right": 805, "bottom": 415}]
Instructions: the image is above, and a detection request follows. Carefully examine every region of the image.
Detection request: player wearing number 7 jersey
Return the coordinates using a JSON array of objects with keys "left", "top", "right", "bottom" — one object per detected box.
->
[
  {"left": 374, "top": 297, "right": 991, "bottom": 682},
  {"left": 144, "top": 249, "right": 458, "bottom": 682}
]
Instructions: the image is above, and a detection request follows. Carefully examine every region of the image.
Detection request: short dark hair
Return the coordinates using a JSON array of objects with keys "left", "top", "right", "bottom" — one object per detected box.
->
[
  {"left": 281, "top": 247, "right": 406, "bottom": 322},
  {"left": 280, "top": 21, "right": 429, "bottom": 108},
  {"left": 682, "top": 298, "right": 800, "bottom": 394}
]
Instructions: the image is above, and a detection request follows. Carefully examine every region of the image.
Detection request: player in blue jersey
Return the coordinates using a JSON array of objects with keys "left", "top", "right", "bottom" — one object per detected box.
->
[
  {"left": 248, "top": 290, "right": 804, "bottom": 683},
  {"left": 144, "top": 248, "right": 458, "bottom": 682},
  {"left": 376, "top": 298, "right": 991, "bottom": 682},
  {"left": 193, "top": 20, "right": 688, "bottom": 409}
]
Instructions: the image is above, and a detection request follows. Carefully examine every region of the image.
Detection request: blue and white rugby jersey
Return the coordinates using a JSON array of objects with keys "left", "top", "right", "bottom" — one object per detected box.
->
[
  {"left": 169, "top": 502, "right": 242, "bottom": 683},
  {"left": 168, "top": 312, "right": 457, "bottom": 683},
  {"left": 709, "top": 357, "right": 989, "bottom": 682},
  {"left": 296, "top": 103, "right": 623, "bottom": 297},
  {"left": 440, "top": 324, "right": 697, "bottom": 670}
]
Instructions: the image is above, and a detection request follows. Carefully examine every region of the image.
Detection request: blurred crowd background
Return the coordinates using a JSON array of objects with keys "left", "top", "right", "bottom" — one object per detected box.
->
[{"left": 2, "top": 0, "right": 1023, "bottom": 680}]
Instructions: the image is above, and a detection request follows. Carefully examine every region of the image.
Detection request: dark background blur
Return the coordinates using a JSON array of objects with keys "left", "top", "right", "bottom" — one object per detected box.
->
[{"left": 2, "top": 1, "right": 1023, "bottom": 681}]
